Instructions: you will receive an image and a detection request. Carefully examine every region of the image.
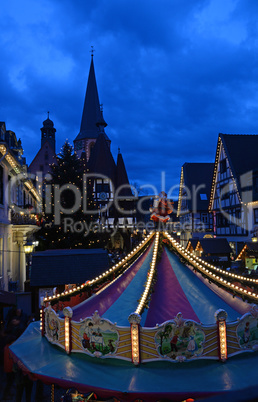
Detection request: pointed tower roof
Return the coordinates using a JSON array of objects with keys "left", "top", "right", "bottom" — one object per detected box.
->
[
  {"left": 75, "top": 56, "right": 110, "bottom": 142},
  {"left": 88, "top": 133, "right": 116, "bottom": 183},
  {"left": 116, "top": 149, "right": 132, "bottom": 196}
]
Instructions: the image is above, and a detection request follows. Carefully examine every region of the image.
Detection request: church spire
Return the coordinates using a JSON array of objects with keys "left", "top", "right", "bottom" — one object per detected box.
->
[
  {"left": 77, "top": 55, "right": 103, "bottom": 139},
  {"left": 74, "top": 54, "right": 111, "bottom": 160}
]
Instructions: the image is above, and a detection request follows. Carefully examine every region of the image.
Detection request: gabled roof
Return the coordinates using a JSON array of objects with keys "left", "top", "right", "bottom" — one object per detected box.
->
[
  {"left": 88, "top": 133, "right": 116, "bottom": 183},
  {"left": 116, "top": 151, "right": 132, "bottom": 196},
  {"left": 30, "top": 249, "right": 109, "bottom": 287},
  {"left": 28, "top": 140, "right": 56, "bottom": 173},
  {"left": 210, "top": 134, "right": 258, "bottom": 209},
  {"left": 221, "top": 134, "right": 258, "bottom": 179},
  {"left": 74, "top": 57, "right": 110, "bottom": 143},
  {"left": 178, "top": 162, "right": 214, "bottom": 214},
  {"left": 186, "top": 238, "right": 199, "bottom": 251},
  {"left": 197, "top": 238, "right": 232, "bottom": 254},
  {"left": 237, "top": 241, "right": 258, "bottom": 258}
]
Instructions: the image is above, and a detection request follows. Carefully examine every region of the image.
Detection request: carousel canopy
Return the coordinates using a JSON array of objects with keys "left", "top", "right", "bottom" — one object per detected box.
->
[{"left": 71, "top": 242, "right": 249, "bottom": 326}]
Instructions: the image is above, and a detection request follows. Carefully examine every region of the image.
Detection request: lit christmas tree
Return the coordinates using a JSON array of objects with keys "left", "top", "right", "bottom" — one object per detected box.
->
[{"left": 35, "top": 141, "right": 102, "bottom": 249}]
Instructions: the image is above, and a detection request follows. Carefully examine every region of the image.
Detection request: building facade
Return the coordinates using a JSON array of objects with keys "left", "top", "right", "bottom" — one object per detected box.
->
[
  {"left": 177, "top": 162, "right": 214, "bottom": 247},
  {"left": 0, "top": 122, "right": 40, "bottom": 292},
  {"left": 209, "top": 133, "right": 258, "bottom": 255}
]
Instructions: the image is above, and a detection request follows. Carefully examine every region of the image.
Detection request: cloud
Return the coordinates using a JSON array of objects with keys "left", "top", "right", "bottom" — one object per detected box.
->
[{"left": 1, "top": 0, "right": 258, "bottom": 194}]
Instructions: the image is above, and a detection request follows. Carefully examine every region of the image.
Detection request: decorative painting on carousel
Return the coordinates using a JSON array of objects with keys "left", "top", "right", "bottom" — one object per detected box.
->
[
  {"left": 154, "top": 314, "right": 205, "bottom": 362},
  {"left": 78, "top": 311, "right": 119, "bottom": 358},
  {"left": 45, "top": 307, "right": 61, "bottom": 345},
  {"left": 236, "top": 305, "right": 258, "bottom": 350}
]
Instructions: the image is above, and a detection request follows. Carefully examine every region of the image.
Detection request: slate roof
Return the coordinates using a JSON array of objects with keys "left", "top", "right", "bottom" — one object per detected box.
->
[
  {"left": 221, "top": 134, "right": 258, "bottom": 179},
  {"left": 181, "top": 163, "right": 214, "bottom": 211},
  {"left": 30, "top": 249, "right": 109, "bottom": 287},
  {"left": 116, "top": 151, "right": 132, "bottom": 196},
  {"left": 88, "top": 133, "right": 117, "bottom": 183},
  {"left": 198, "top": 238, "right": 232, "bottom": 254},
  {"left": 220, "top": 133, "right": 258, "bottom": 201},
  {"left": 74, "top": 57, "right": 110, "bottom": 143}
]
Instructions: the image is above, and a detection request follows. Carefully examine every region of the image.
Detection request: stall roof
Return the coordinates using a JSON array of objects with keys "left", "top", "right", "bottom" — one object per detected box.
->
[
  {"left": 186, "top": 238, "right": 199, "bottom": 251},
  {"left": 197, "top": 238, "right": 232, "bottom": 254},
  {"left": 0, "top": 290, "right": 16, "bottom": 306},
  {"left": 30, "top": 249, "right": 109, "bottom": 287}
]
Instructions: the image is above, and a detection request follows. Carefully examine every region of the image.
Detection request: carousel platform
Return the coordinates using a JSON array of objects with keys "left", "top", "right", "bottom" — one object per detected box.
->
[{"left": 10, "top": 321, "right": 258, "bottom": 401}]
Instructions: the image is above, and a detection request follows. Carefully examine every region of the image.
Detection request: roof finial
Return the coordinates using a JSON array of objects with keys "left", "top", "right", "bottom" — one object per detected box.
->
[
  {"left": 90, "top": 46, "right": 95, "bottom": 57},
  {"left": 47, "top": 111, "right": 50, "bottom": 119},
  {"left": 118, "top": 147, "right": 121, "bottom": 154}
]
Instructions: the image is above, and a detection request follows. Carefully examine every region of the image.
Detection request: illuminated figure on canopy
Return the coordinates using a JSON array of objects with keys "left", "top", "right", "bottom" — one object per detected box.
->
[{"left": 150, "top": 191, "right": 173, "bottom": 223}]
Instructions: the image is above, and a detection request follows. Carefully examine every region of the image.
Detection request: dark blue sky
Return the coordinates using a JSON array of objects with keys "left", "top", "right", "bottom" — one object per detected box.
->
[{"left": 1, "top": 0, "right": 258, "bottom": 196}]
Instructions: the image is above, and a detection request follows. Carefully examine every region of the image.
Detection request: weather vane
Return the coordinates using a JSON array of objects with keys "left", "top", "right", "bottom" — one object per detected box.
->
[{"left": 90, "top": 46, "right": 95, "bottom": 57}]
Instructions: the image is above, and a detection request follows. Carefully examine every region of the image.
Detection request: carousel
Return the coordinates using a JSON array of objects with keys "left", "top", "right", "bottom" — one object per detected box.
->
[{"left": 9, "top": 224, "right": 258, "bottom": 401}]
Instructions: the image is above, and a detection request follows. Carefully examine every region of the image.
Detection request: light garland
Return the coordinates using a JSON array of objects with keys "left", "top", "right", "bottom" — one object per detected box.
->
[
  {"left": 131, "top": 323, "right": 140, "bottom": 365},
  {"left": 43, "top": 232, "right": 155, "bottom": 303},
  {"left": 135, "top": 232, "right": 159, "bottom": 315},
  {"left": 65, "top": 316, "right": 71, "bottom": 354},
  {"left": 164, "top": 232, "right": 258, "bottom": 300},
  {"left": 209, "top": 136, "right": 221, "bottom": 212},
  {"left": 218, "top": 320, "right": 227, "bottom": 361},
  {"left": 177, "top": 166, "right": 184, "bottom": 217},
  {"left": 40, "top": 308, "right": 44, "bottom": 335}
]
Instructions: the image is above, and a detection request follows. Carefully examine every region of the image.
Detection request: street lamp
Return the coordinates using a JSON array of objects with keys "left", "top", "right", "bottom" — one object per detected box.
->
[
  {"left": 24, "top": 242, "right": 34, "bottom": 254},
  {"left": 24, "top": 241, "right": 38, "bottom": 284}
]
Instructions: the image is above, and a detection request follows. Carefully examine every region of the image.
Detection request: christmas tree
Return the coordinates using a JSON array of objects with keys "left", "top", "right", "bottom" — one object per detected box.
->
[{"left": 35, "top": 141, "right": 104, "bottom": 249}]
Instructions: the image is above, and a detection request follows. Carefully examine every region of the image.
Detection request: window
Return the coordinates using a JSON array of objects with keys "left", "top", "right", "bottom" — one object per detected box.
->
[
  {"left": 254, "top": 209, "right": 258, "bottom": 224},
  {"left": 201, "top": 213, "right": 208, "bottom": 223},
  {"left": 200, "top": 193, "right": 207, "bottom": 200},
  {"left": 220, "top": 159, "right": 227, "bottom": 174},
  {"left": 235, "top": 209, "right": 241, "bottom": 220},
  {"left": 0, "top": 166, "right": 3, "bottom": 205},
  {"left": 96, "top": 183, "right": 110, "bottom": 193},
  {"left": 216, "top": 213, "right": 229, "bottom": 227},
  {"left": 45, "top": 152, "right": 49, "bottom": 161},
  {"left": 254, "top": 175, "right": 258, "bottom": 194}
]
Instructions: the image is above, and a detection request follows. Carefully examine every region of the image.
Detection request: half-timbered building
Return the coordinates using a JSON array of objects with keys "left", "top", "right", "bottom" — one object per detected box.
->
[
  {"left": 177, "top": 162, "right": 214, "bottom": 247},
  {"left": 209, "top": 133, "right": 258, "bottom": 255}
]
